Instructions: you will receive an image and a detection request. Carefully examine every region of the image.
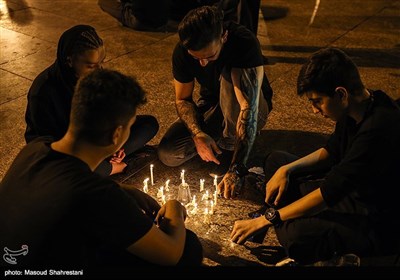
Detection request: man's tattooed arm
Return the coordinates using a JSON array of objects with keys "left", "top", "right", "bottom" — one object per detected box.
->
[
  {"left": 176, "top": 99, "right": 202, "bottom": 136},
  {"left": 231, "top": 67, "right": 263, "bottom": 166},
  {"left": 174, "top": 79, "right": 202, "bottom": 136}
]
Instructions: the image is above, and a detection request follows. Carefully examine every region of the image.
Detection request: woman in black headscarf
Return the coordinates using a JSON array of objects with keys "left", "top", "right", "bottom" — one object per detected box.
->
[{"left": 25, "top": 24, "right": 159, "bottom": 176}]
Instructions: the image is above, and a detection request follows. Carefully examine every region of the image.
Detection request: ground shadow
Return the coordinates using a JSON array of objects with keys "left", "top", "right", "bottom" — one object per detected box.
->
[
  {"left": 260, "top": 5, "right": 289, "bottom": 21},
  {"left": 262, "top": 45, "right": 400, "bottom": 69},
  {"left": 249, "top": 129, "right": 330, "bottom": 167},
  {"left": 4, "top": 0, "right": 33, "bottom": 25}
]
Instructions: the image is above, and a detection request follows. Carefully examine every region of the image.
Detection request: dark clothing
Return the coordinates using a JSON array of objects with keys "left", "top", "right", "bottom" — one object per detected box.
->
[
  {"left": 158, "top": 21, "right": 272, "bottom": 167},
  {"left": 172, "top": 21, "right": 272, "bottom": 109},
  {"left": 24, "top": 25, "right": 159, "bottom": 176},
  {"left": 169, "top": 0, "right": 261, "bottom": 35},
  {"left": 263, "top": 90, "right": 400, "bottom": 265},
  {"left": 0, "top": 138, "right": 202, "bottom": 266}
]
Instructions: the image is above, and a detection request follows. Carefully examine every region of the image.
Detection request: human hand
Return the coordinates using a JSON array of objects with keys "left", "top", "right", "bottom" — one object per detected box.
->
[
  {"left": 265, "top": 167, "right": 290, "bottom": 206},
  {"left": 155, "top": 200, "right": 187, "bottom": 229},
  {"left": 193, "top": 132, "right": 222, "bottom": 164},
  {"left": 230, "top": 216, "right": 270, "bottom": 245},
  {"left": 110, "top": 148, "right": 126, "bottom": 164},
  {"left": 217, "top": 172, "right": 243, "bottom": 199}
]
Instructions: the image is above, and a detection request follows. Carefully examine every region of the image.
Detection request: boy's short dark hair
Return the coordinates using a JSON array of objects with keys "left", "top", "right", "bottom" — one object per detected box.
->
[
  {"left": 297, "top": 47, "right": 364, "bottom": 97},
  {"left": 70, "top": 69, "right": 146, "bottom": 145},
  {"left": 178, "top": 5, "right": 224, "bottom": 51}
]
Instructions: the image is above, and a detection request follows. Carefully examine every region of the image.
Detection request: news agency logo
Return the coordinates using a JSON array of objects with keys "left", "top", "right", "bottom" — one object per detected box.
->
[{"left": 3, "top": 245, "right": 29, "bottom": 265}]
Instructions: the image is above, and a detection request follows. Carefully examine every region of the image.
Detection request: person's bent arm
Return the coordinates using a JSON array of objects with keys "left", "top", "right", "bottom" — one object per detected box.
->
[
  {"left": 218, "top": 66, "right": 263, "bottom": 198},
  {"left": 231, "top": 188, "right": 327, "bottom": 244},
  {"left": 230, "top": 66, "right": 264, "bottom": 168},
  {"left": 175, "top": 79, "right": 221, "bottom": 164},
  {"left": 281, "top": 147, "right": 331, "bottom": 175},
  {"left": 174, "top": 79, "right": 201, "bottom": 136},
  {"left": 126, "top": 200, "right": 187, "bottom": 266},
  {"left": 266, "top": 148, "right": 331, "bottom": 205}
]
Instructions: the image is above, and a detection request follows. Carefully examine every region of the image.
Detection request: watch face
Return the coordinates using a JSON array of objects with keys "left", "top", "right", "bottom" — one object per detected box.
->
[{"left": 265, "top": 208, "right": 276, "bottom": 219}]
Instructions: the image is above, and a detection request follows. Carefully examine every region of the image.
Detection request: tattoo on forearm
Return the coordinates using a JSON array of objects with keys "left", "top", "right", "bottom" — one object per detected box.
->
[
  {"left": 176, "top": 100, "right": 202, "bottom": 136},
  {"left": 232, "top": 68, "right": 260, "bottom": 165}
]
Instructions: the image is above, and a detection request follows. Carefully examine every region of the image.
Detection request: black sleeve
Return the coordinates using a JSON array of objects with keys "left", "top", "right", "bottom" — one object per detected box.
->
[
  {"left": 172, "top": 43, "right": 195, "bottom": 83},
  {"left": 25, "top": 83, "right": 61, "bottom": 143},
  {"left": 320, "top": 125, "right": 395, "bottom": 207},
  {"left": 81, "top": 179, "right": 154, "bottom": 250},
  {"left": 229, "top": 25, "right": 264, "bottom": 69},
  {"left": 324, "top": 122, "right": 343, "bottom": 166}
]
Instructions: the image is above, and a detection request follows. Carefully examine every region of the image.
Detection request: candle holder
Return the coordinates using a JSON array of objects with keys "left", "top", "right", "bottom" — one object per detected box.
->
[{"left": 177, "top": 182, "right": 192, "bottom": 205}]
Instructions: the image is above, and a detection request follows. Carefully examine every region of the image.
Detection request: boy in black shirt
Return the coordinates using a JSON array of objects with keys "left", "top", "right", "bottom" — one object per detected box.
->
[
  {"left": 0, "top": 69, "right": 202, "bottom": 267},
  {"left": 230, "top": 47, "right": 400, "bottom": 265}
]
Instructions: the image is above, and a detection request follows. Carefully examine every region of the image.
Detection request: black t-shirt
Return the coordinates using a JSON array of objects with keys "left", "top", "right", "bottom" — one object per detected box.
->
[
  {"left": 0, "top": 138, "right": 153, "bottom": 266},
  {"left": 172, "top": 22, "right": 271, "bottom": 106},
  {"left": 321, "top": 90, "right": 400, "bottom": 224}
]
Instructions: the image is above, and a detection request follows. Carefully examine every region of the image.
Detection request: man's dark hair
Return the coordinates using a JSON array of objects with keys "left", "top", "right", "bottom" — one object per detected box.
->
[
  {"left": 70, "top": 69, "right": 146, "bottom": 146},
  {"left": 297, "top": 47, "right": 364, "bottom": 97},
  {"left": 178, "top": 5, "right": 224, "bottom": 51}
]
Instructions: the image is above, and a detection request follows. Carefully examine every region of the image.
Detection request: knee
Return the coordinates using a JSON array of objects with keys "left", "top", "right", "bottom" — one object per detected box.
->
[
  {"left": 157, "top": 139, "right": 186, "bottom": 167},
  {"left": 143, "top": 115, "right": 159, "bottom": 137},
  {"left": 264, "top": 150, "right": 289, "bottom": 173}
]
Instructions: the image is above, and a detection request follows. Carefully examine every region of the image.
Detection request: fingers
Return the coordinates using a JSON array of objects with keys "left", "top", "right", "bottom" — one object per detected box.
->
[
  {"left": 210, "top": 141, "right": 222, "bottom": 155},
  {"left": 208, "top": 152, "right": 220, "bottom": 165}
]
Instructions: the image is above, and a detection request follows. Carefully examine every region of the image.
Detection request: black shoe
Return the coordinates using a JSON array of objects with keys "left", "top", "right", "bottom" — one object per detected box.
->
[{"left": 209, "top": 149, "right": 234, "bottom": 178}]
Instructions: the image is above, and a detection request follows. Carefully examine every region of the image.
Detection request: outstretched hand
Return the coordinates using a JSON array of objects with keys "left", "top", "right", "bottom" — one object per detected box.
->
[
  {"left": 217, "top": 172, "right": 243, "bottom": 199},
  {"left": 193, "top": 132, "right": 222, "bottom": 164},
  {"left": 230, "top": 216, "right": 270, "bottom": 245},
  {"left": 265, "top": 167, "right": 290, "bottom": 206}
]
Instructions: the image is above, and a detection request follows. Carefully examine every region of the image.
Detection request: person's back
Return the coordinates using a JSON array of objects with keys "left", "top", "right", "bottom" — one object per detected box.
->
[
  {"left": 1, "top": 69, "right": 202, "bottom": 267},
  {"left": 0, "top": 137, "right": 130, "bottom": 265}
]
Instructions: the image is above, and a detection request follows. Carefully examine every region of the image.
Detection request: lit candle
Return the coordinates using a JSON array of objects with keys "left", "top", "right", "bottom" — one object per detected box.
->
[
  {"left": 150, "top": 164, "right": 154, "bottom": 185},
  {"left": 180, "top": 170, "right": 185, "bottom": 185},
  {"left": 161, "top": 194, "right": 166, "bottom": 205},
  {"left": 210, "top": 201, "right": 214, "bottom": 214},
  {"left": 165, "top": 179, "right": 170, "bottom": 191},
  {"left": 200, "top": 179, "right": 205, "bottom": 192},
  {"left": 214, "top": 190, "right": 217, "bottom": 205},
  {"left": 201, "top": 190, "right": 209, "bottom": 201},
  {"left": 213, "top": 175, "right": 218, "bottom": 188},
  {"left": 190, "top": 202, "right": 198, "bottom": 215},
  {"left": 143, "top": 178, "right": 149, "bottom": 193},
  {"left": 191, "top": 195, "right": 196, "bottom": 205},
  {"left": 204, "top": 207, "right": 210, "bottom": 224},
  {"left": 157, "top": 186, "right": 164, "bottom": 198}
]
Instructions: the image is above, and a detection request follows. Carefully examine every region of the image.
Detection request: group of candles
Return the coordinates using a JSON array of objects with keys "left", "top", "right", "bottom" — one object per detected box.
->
[{"left": 143, "top": 164, "right": 218, "bottom": 223}]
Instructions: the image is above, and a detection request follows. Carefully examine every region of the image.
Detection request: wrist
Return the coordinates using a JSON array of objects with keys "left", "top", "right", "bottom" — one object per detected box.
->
[
  {"left": 191, "top": 128, "right": 202, "bottom": 138},
  {"left": 264, "top": 206, "right": 282, "bottom": 226},
  {"left": 229, "top": 163, "right": 248, "bottom": 177}
]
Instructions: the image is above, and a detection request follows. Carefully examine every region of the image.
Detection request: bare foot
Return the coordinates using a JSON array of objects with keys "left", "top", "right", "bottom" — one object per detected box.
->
[{"left": 110, "top": 161, "right": 127, "bottom": 175}]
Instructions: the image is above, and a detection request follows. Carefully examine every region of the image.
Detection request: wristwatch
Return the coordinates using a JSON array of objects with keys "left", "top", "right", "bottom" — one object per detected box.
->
[
  {"left": 264, "top": 207, "right": 282, "bottom": 226},
  {"left": 229, "top": 163, "right": 248, "bottom": 178}
]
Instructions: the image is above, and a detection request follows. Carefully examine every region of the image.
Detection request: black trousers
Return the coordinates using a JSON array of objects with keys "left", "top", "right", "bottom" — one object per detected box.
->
[
  {"left": 264, "top": 151, "right": 378, "bottom": 265},
  {"left": 94, "top": 115, "right": 159, "bottom": 176}
]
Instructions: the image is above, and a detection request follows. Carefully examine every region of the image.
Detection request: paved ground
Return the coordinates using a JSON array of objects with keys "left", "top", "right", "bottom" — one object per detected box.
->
[{"left": 1, "top": 0, "right": 399, "bottom": 270}]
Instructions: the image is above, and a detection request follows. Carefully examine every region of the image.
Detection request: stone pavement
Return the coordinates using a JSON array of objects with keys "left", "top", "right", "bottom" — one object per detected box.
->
[{"left": 1, "top": 0, "right": 399, "bottom": 269}]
